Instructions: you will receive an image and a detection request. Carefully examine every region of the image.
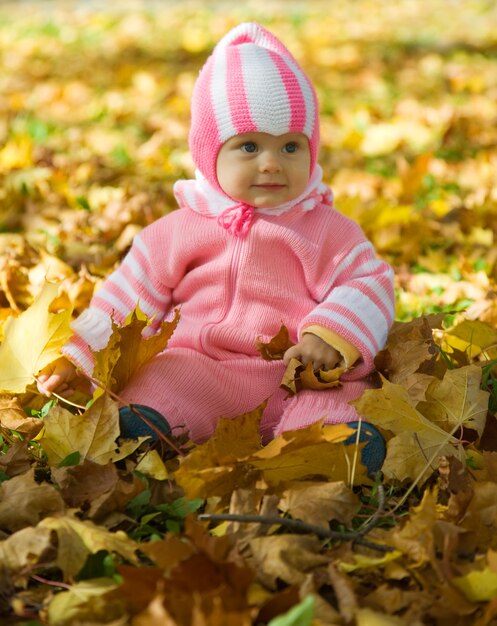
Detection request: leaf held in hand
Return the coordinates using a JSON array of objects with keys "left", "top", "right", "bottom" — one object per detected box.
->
[
  {"left": 281, "top": 359, "right": 345, "bottom": 396},
  {"left": 256, "top": 324, "right": 294, "bottom": 360},
  {"left": 0, "top": 281, "right": 73, "bottom": 392}
]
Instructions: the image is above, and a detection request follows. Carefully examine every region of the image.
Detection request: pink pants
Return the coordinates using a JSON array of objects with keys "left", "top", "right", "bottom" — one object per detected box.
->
[{"left": 120, "top": 347, "right": 371, "bottom": 443}]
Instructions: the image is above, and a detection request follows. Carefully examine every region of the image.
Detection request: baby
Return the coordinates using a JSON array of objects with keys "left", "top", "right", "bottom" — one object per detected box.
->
[{"left": 38, "top": 23, "right": 395, "bottom": 472}]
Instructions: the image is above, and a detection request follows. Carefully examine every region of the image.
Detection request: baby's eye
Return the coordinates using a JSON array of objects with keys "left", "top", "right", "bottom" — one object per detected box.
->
[
  {"left": 283, "top": 142, "right": 298, "bottom": 153},
  {"left": 241, "top": 142, "right": 258, "bottom": 153}
]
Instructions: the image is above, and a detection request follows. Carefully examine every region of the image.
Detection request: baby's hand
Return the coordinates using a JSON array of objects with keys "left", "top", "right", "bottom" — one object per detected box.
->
[
  {"left": 37, "top": 356, "right": 82, "bottom": 398},
  {"left": 283, "top": 334, "right": 341, "bottom": 371}
]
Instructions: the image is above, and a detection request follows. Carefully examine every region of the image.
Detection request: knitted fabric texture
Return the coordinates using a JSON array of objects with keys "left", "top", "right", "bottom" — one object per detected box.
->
[
  {"left": 189, "top": 22, "right": 320, "bottom": 194},
  {"left": 62, "top": 201, "right": 395, "bottom": 442}
]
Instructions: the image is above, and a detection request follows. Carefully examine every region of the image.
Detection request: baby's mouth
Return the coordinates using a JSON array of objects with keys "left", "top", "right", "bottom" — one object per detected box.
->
[{"left": 253, "top": 183, "right": 285, "bottom": 189}]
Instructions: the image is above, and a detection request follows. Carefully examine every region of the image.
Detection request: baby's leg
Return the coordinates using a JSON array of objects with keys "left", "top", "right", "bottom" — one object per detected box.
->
[
  {"left": 272, "top": 380, "right": 372, "bottom": 437},
  {"left": 119, "top": 347, "right": 283, "bottom": 443},
  {"left": 271, "top": 380, "right": 385, "bottom": 474}
]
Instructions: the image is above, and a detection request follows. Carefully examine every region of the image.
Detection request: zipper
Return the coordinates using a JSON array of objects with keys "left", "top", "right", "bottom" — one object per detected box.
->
[{"left": 199, "top": 235, "right": 244, "bottom": 352}]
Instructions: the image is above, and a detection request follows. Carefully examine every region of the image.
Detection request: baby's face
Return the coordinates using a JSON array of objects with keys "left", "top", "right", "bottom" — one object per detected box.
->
[{"left": 216, "top": 132, "right": 311, "bottom": 209}]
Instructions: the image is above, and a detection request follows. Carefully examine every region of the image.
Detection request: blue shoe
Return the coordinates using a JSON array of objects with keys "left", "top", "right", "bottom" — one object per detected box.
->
[
  {"left": 344, "top": 421, "right": 385, "bottom": 475},
  {"left": 118, "top": 404, "right": 171, "bottom": 440}
]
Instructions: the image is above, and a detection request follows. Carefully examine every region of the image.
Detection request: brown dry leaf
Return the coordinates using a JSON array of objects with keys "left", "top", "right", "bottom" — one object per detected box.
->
[
  {"left": 0, "top": 439, "right": 32, "bottom": 477},
  {"left": 0, "top": 469, "right": 65, "bottom": 532},
  {"left": 353, "top": 377, "right": 463, "bottom": 482},
  {"left": 327, "top": 562, "right": 358, "bottom": 623},
  {"left": 52, "top": 459, "right": 145, "bottom": 522},
  {"left": 281, "top": 358, "right": 345, "bottom": 396},
  {"left": 222, "top": 489, "right": 279, "bottom": 543},
  {"left": 248, "top": 534, "right": 329, "bottom": 589},
  {"left": 131, "top": 594, "right": 177, "bottom": 626},
  {"left": 438, "top": 456, "right": 474, "bottom": 524},
  {"left": 279, "top": 480, "right": 359, "bottom": 527},
  {"left": 256, "top": 324, "right": 294, "bottom": 360},
  {"left": 402, "top": 372, "right": 436, "bottom": 405},
  {"left": 113, "top": 520, "right": 255, "bottom": 624},
  {"left": 0, "top": 395, "right": 43, "bottom": 439},
  {"left": 0, "top": 525, "right": 54, "bottom": 575},
  {"left": 250, "top": 421, "right": 369, "bottom": 486},
  {"left": 93, "top": 307, "right": 180, "bottom": 394},
  {"left": 140, "top": 534, "right": 197, "bottom": 571},
  {"left": 422, "top": 365, "right": 489, "bottom": 437},
  {"left": 356, "top": 608, "right": 407, "bottom": 625},
  {"left": 38, "top": 394, "right": 145, "bottom": 466},
  {"left": 389, "top": 487, "right": 438, "bottom": 566},
  {"left": 40, "top": 515, "right": 139, "bottom": 579},
  {"left": 457, "top": 481, "right": 497, "bottom": 550},
  {"left": 174, "top": 404, "right": 265, "bottom": 502},
  {"left": 374, "top": 316, "right": 442, "bottom": 384}
]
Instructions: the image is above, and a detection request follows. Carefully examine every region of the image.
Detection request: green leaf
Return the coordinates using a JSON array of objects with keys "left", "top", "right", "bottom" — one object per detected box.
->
[{"left": 57, "top": 450, "right": 81, "bottom": 468}]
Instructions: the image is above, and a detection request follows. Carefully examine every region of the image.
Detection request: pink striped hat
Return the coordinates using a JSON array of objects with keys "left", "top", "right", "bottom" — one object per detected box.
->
[{"left": 189, "top": 22, "right": 320, "bottom": 194}]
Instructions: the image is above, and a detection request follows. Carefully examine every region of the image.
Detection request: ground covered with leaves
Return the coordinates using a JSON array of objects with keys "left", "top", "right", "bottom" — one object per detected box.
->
[{"left": 1, "top": 1, "right": 497, "bottom": 624}]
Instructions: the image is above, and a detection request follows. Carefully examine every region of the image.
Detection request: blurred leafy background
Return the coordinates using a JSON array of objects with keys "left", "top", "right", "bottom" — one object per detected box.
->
[{"left": 1, "top": 0, "right": 497, "bottom": 324}]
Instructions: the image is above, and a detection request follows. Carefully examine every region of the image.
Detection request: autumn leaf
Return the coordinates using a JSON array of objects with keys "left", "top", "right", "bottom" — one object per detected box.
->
[
  {"left": 267, "top": 595, "right": 315, "bottom": 626},
  {"left": 374, "top": 316, "right": 442, "bottom": 385},
  {"left": 420, "top": 365, "right": 489, "bottom": 436},
  {"left": 256, "top": 324, "right": 294, "bottom": 360},
  {"left": 248, "top": 534, "right": 329, "bottom": 589},
  {"left": 279, "top": 481, "right": 359, "bottom": 527},
  {"left": 352, "top": 376, "right": 465, "bottom": 482},
  {"left": 175, "top": 413, "right": 369, "bottom": 503},
  {"left": 40, "top": 515, "right": 139, "bottom": 578},
  {"left": 388, "top": 487, "right": 438, "bottom": 566},
  {"left": 250, "top": 421, "right": 368, "bottom": 486},
  {"left": 452, "top": 567, "right": 497, "bottom": 603},
  {"left": 0, "top": 525, "right": 54, "bottom": 577},
  {"left": 47, "top": 578, "right": 121, "bottom": 626},
  {"left": 0, "top": 281, "right": 73, "bottom": 392},
  {"left": 356, "top": 608, "right": 407, "bottom": 626},
  {"left": 443, "top": 319, "right": 497, "bottom": 359},
  {"left": 281, "top": 358, "right": 345, "bottom": 396},
  {"left": 37, "top": 394, "right": 145, "bottom": 466},
  {"left": 0, "top": 394, "right": 43, "bottom": 439},
  {"left": 0, "top": 469, "right": 65, "bottom": 532},
  {"left": 92, "top": 307, "right": 180, "bottom": 395}
]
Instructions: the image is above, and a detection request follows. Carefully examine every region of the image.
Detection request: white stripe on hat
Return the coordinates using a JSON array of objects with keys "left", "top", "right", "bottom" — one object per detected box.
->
[
  {"left": 240, "top": 44, "right": 291, "bottom": 135},
  {"left": 282, "top": 55, "right": 316, "bottom": 138},
  {"left": 211, "top": 46, "right": 237, "bottom": 142}
]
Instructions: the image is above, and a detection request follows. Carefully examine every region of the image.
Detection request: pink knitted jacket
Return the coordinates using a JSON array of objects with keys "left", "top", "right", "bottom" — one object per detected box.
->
[{"left": 64, "top": 193, "right": 395, "bottom": 383}]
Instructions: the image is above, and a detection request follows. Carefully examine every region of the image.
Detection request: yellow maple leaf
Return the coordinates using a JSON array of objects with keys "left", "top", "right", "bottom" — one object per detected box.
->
[
  {"left": 452, "top": 567, "right": 497, "bottom": 603},
  {"left": 421, "top": 365, "right": 489, "bottom": 436},
  {"left": 0, "top": 281, "right": 73, "bottom": 393},
  {"left": 175, "top": 411, "right": 369, "bottom": 503},
  {"left": 40, "top": 515, "right": 139, "bottom": 578},
  {"left": 352, "top": 377, "right": 464, "bottom": 482},
  {"left": 47, "top": 578, "right": 120, "bottom": 626},
  {"left": 38, "top": 395, "right": 145, "bottom": 466},
  {"left": 92, "top": 307, "right": 180, "bottom": 396}
]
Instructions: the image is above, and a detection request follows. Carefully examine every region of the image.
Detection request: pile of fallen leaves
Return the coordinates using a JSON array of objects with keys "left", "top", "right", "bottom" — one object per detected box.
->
[{"left": 1, "top": 1, "right": 497, "bottom": 624}]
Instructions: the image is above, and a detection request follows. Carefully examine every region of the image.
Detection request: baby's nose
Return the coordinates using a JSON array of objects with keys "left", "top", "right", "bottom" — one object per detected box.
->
[{"left": 259, "top": 152, "right": 282, "bottom": 172}]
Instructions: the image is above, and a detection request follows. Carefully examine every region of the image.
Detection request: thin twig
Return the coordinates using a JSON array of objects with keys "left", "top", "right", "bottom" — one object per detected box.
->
[
  {"left": 30, "top": 574, "right": 72, "bottom": 590},
  {"left": 199, "top": 485, "right": 393, "bottom": 553}
]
